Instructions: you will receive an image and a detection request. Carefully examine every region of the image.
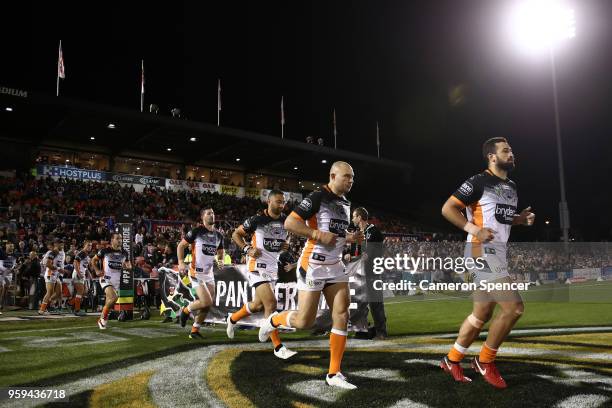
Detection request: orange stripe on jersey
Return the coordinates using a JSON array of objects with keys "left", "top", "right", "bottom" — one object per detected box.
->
[
  {"left": 289, "top": 211, "right": 304, "bottom": 221},
  {"left": 470, "top": 200, "right": 483, "bottom": 257},
  {"left": 299, "top": 215, "right": 318, "bottom": 271},
  {"left": 449, "top": 195, "right": 467, "bottom": 208},
  {"left": 248, "top": 234, "right": 257, "bottom": 272},
  {"left": 190, "top": 243, "right": 196, "bottom": 277}
]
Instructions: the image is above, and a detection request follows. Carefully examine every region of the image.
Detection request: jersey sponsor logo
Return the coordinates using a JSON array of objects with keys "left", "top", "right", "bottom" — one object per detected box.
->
[
  {"left": 263, "top": 238, "right": 285, "bottom": 252},
  {"left": 459, "top": 181, "right": 474, "bottom": 196},
  {"left": 201, "top": 244, "right": 218, "bottom": 256},
  {"left": 107, "top": 260, "right": 123, "bottom": 270},
  {"left": 329, "top": 218, "right": 350, "bottom": 235},
  {"left": 494, "top": 204, "right": 516, "bottom": 224},
  {"left": 298, "top": 198, "right": 312, "bottom": 211}
]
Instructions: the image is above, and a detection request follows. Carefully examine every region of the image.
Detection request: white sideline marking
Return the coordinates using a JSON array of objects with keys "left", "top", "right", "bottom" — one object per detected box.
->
[
  {"left": 435, "top": 326, "right": 612, "bottom": 339},
  {"left": 404, "top": 359, "right": 440, "bottom": 367},
  {"left": 554, "top": 394, "right": 609, "bottom": 408},
  {"left": 287, "top": 380, "right": 344, "bottom": 402},
  {"left": 389, "top": 399, "right": 431, "bottom": 408},
  {"left": 352, "top": 368, "right": 405, "bottom": 382}
]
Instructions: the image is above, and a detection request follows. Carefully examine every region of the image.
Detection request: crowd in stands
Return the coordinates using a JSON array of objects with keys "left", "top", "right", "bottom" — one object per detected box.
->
[{"left": 0, "top": 173, "right": 610, "bottom": 312}]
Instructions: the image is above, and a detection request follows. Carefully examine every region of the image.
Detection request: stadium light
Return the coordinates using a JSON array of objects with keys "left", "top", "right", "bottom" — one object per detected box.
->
[
  {"left": 236, "top": 158, "right": 241, "bottom": 162},
  {"left": 5, "top": 107, "right": 13, "bottom": 112},
  {"left": 293, "top": 166, "right": 298, "bottom": 170},
  {"left": 321, "top": 159, "right": 327, "bottom": 164},
  {"left": 507, "top": 0, "right": 575, "bottom": 243},
  {"left": 190, "top": 137, "right": 197, "bottom": 142},
  {"left": 90, "top": 137, "right": 95, "bottom": 140},
  {"left": 509, "top": 0, "right": 575, "bottom": 54},
  {"left": 136, "top": 167, "right": 141, "bottom": 170},
  {"left": 166, "top": 148, "right": 172, "bottom": 152},
  {"left": 107, "top": 123, "right": 116, "bottom": 129}
]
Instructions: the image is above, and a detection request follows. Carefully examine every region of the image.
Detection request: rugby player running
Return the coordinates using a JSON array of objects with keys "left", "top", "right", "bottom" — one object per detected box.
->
[
  {"left": 259, "top": 161, "right": 364, "bottom": 389},
  {"left": 440, "top": 137, "right": 535, "bottom": 389}
]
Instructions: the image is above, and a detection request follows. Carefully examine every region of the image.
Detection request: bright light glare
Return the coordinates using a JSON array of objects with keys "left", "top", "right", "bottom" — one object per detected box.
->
[{"left": 509, "top": 0, "right": 575, "bottom": 53}]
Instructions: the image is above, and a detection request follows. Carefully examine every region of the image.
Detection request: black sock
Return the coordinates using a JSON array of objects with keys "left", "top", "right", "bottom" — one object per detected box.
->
[
  {"left": 229, "top": 317, "right": 236, "bottom": 324},
  {"left": 274, "top": 343, "right": 283, "bottom": 352}
]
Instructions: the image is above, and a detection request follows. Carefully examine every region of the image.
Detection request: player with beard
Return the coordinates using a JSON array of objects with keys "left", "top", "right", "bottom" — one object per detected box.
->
[
  {"left": 440, "top": 137, "right": 535, "bottom": 389},
  {"left": 226, "top": 190, "right": 297, "bottom": 359},
  {"left": 177, "top": 208, "right": 224, "bottom": 339}
]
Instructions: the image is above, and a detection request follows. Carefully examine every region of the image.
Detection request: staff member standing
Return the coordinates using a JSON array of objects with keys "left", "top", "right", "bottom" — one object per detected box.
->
[{"left": 350, "top": 207, "right": 387, "bottom": 340}]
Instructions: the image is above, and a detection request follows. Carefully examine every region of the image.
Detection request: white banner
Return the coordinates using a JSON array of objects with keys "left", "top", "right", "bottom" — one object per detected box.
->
[{"left": 165, "top": 179, "right": 220, "bottom": 193}]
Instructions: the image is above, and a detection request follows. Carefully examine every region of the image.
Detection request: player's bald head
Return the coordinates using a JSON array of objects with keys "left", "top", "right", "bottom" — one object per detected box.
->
[
  {"left": 328, "top": 161, "right": 354, "bottom": 195},
  {"left": 330, "top": 161, "right": 352, "bottom": 177}
]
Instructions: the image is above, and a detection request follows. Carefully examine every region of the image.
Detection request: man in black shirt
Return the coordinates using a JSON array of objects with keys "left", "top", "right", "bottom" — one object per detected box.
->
[{"left": 350, "top": 207, "right": 387, "bottom": 339}]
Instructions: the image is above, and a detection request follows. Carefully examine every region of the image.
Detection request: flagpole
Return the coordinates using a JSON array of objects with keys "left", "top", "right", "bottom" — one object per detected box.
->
[
  {"left": 56, "top": 40, "right": 61, "bottom": 97},
  {"left": 281, "top": 96, "right": 285, "bottom": 139},
  {"left": 140, "top": 60, "right": 144, "bottom": 113},
  {"left": 217, "top": 79, "right": 221, "bottom": 127},
  {"left": 333, "top": 109, "right": 337, "bottom": 149},
  {"left": 376, "top": 121, "right": 380, "bottom": 158}
]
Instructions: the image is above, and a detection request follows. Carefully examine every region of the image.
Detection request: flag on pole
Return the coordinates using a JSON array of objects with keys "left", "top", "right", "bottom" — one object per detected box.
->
[
  {"left": 140, "top": 60, "right": 145, "bottom": 113},
  {"left": 56, "top": 40, "right": 65, "bottom": 96},
  {"left": 281, "top": 96, "right": 285, "bottom": 139},
  {"left": 217, "top": 79, "right": 222, "bottom": 127},
  {"left": 376, "top": 121, "right": 381, "bottom": 158},
  {"left": 333, "top": 109, "right": 337, "bottom": 149}
]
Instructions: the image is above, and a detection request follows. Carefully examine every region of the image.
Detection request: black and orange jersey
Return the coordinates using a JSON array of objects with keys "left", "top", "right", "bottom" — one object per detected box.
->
[
  {"left": 290, "top": 185, "right": 351, "bottom": 270},
  {"left": 242, "top": 210, "right": 287, "bottom": 272},
  {"left": 74, "top": 250, "right": 91, "bottom": 277},
  {"left": 184, "top": 226, "right": 224, "bottom": 275},
  {"left": 451, "top": 169, "right": 518, "bottom": 244},
  {"left": 95, "top": 247, "right": 129, "bottom": 276},
  {"left": 42, "top": 250, "right": 65, "bottom": 277}
]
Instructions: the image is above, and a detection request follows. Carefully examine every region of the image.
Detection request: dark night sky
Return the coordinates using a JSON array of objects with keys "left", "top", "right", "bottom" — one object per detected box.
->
[{"left": 4, "top": 1, "right": 612, "bottom": 240}]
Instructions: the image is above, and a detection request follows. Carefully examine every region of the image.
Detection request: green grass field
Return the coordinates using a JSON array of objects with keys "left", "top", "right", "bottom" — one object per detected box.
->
[{"left": 0, "top": 281, "right": 611, "bottom": 407}]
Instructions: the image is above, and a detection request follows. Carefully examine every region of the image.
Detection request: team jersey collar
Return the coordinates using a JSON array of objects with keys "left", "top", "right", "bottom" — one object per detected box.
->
[
  {"left": 323, "top": 184, "right": 346, "bottom": 200},
  {"left": 485, "top": 168, "right": 508, "bottom": 181}
]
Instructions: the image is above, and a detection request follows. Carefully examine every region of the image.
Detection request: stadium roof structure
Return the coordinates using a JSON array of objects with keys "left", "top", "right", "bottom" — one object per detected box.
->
[{"left": 0, "top": 85, "right": 411, "bottom": 206}]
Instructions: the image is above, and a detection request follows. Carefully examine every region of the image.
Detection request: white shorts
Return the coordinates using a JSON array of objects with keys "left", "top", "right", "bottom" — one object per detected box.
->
[
  {"left": 72, "top": 270, "right": 86, "bottom": 284},
  {"left": 44, "top": 273, "right": 59, "bottom": 284},
  {"left": 296, "top": 262, "right": 349, "bottom": 292},
  {"left": 466, "top": 249, "right": 510, "bottom": 284},
  {"left": 100, "top": 274, "right": 120, "bottom": 291},
  {"left": 248, "top": 269, "right": 277, "bottom": 288},
  {"left": 0, "top": 275, "right": 11, "bottom": 287},
  {"left": 190, "top": 271, "right": 215, "bottom": 287}
]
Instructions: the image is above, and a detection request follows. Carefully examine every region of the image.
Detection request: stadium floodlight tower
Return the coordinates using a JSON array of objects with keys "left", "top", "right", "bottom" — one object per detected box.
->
[{"left": 508, "top": 0, "right": 575, "bottom": 243}]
